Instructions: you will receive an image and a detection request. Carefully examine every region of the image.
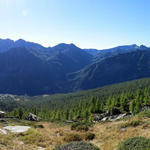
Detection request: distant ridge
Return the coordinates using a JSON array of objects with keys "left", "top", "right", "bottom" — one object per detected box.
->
[{"left": 0, "top": 38, "right": 149, "bottom": 95}]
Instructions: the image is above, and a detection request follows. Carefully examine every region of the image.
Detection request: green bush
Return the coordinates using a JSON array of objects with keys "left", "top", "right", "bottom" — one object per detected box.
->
[
  {"left": 85, "top": 132, "right": 95, "bottom": 141},
  {"left": 53, "top": 141, "right": 100, "bottom": 150},
  {"left": 19, "top": 128, "right": 43, "bottom": 144},
  {"left": 34, "top": 124, "right": 44, "bottom": 128},
  {"left": 118, "top": 137, "right": 150, "bottom": 150},
  {"left": 71, "top": 122, "right": 89, "bottom": 131},
  {"left": 64, "top": 134, "right": 82, "bottom": 142}
]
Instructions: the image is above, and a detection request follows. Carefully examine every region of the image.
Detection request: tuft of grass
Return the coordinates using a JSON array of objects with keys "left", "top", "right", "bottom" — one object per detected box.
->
[
  {"left": 64, "top": 133, "right": 82, "bottom": 142},
  {"left": 34, "top": 124, "right": 44, "bottom": 128},
  {"left": 19, "top": 128, "right": 44, "bottom": 144},
  {"left": 71, "top": 122, "right": 89, "bottom": 131},
  {"left": 0, "top": 134, "right": 12, "bottom": 146}
]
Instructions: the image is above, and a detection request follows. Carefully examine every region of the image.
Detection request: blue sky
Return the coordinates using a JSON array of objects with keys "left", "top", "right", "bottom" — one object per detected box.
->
[{"left": 0, "top": 0, "right": 150, "bottom": 49}]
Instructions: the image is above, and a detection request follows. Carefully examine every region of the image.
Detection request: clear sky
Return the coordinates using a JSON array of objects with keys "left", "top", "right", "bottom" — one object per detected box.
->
[{"left": 0, "top": 0, "right": 150, "bottom": 49}]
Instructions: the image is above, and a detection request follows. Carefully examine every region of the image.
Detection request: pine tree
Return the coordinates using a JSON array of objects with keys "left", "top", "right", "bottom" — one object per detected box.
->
[{"left": 18, "top": 108, "right": 24, "bottom": 119}]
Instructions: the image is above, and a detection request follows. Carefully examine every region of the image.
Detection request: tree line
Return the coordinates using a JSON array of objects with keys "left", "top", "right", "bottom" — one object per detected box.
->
[{"left": 8, "top": 86, "right": 150, "bottom": 122}]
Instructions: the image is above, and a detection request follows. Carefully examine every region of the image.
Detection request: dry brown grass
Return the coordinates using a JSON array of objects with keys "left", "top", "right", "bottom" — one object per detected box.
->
[
  {"left": 91, "top": 117, "right": 150, "bottom": 150},
  {"left": 1, "top": 117, "right": 150, "bottom": 150}
]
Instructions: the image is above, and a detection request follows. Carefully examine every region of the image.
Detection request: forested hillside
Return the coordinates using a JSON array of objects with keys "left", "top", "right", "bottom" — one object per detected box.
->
[{"left": 0, "top": 78, "right": 150, "bottom": 122}]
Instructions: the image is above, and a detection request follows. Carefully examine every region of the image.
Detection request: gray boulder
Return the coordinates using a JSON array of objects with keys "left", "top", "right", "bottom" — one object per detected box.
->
[
  {"left": 94, "top": 112, "right": 131, "bottom": 122},
  {"left": 0, "top": 111, "right": 5, "bottom": 118},
  {"left": 102, "top": 117, "right": 109, "bottom": 121},
  {"left": 26, "top": 113, "right": 38, "bottom": 121},
  {"left": 93, "top": 112, "right": 109, "bottom": 122}
]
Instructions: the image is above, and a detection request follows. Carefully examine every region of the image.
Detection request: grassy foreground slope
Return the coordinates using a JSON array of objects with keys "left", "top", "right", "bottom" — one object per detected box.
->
[{"left": 1, "top": 112, "right": 150, "bottom": 150}]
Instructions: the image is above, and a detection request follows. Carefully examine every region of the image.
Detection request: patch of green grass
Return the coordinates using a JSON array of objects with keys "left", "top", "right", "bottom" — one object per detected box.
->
[{"left": 118, "top": 137, "right": 150, "bottom": 150}]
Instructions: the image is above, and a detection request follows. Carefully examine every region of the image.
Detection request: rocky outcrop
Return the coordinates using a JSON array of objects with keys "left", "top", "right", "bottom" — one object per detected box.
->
[
  {"left": 0, "top": 111, "right": 6, "bottom": 118},
  {"left": 26, "top": 113, "right": 38, "bottom": 121},
  {"left": 93, "top": 112, "right": 131, "bottom": 122},
  {"left": 4, "top": 126, "right": 30, "bottom": 133}
]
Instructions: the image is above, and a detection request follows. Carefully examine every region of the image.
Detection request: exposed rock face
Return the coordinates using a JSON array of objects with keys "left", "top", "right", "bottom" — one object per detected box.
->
[
  {"left": 93, "top": 112, "right": 131, "bottom": 122},
  {"left": 4, "top": 126, "right": 30, "bottom": 133},
  {"left": 26, "top": 113, "right": 38, "bottom": 121},
  {"left": 93, "top": 112, "right": 109, "bottom": 122},
  {"left": 142, "top": 106, "right": 150, "bottom": 111},
  {"left": 0, "top": 111, "right": 6, "bottom": 118}
]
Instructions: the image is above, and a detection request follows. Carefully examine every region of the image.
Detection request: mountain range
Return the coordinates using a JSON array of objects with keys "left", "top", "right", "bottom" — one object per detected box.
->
[{"left": 0, "top": 38, "right": 150, "bottom": 95}]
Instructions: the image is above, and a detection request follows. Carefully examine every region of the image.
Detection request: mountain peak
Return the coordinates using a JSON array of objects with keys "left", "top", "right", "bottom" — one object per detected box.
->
[
  {"left": 15, "top": 39, "right": 26, "bottom": 44},
  {"left": 139, "top": 45, "right": 147, "bottom": 50},
  {"left": 53, "top": 43, "right": 78, "bottom": 50}
]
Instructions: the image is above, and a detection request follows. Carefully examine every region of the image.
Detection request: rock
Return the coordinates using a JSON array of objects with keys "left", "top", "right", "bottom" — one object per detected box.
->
[
  {"left": 93, "top": 112, "right": 132, "bottom": 122},
  {"left": 0, "top": 128, "right": 7, "bottom": 134},
  {"left": 93, "top": 113, "right": 109, "bottom": 122},
  {"left": 102, "top": 117, "right": 108, "bottom": 121},
  {"left": 110, "top": 113, "right": 131, "bottom": 121},
  {"left": 26, "top": 113, "right": 38, "bottom": 121},
  {"left": 66, "top": 120, "right": 74, "bottom": 123},
  {"left": 94, "top": 112, "right": 132, "bottom": 122},
  {"left": 93, "top": 115, "right": 103, "bottom": 121},
  {"left": 0, "top": 111, "right": 6, "bottom": 118},
  {"left": 142, "top": 106, "right": 150, "bottom": 111},
  {"left": 18, "top": 141, "right": 24, "bottom": 145},
  {"left": 115, "top": 114, "right": 126, "bottom": 120},
  {"left": 4, "top": 126, "right": 30, "bottom": 133},
  {"left": 120, "top": 128, "right": 126, "bottom": 132},
  {"left": 37, "top": 147, "right": 45, "bottom": 150},
  {"left": 0, "top": 119, "right": 8, "bottom": 123}
]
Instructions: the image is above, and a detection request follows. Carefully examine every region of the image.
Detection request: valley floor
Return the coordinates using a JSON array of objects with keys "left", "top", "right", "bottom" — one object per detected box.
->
[{"left": 0, "top": 116, "right": 150, "bottom": 150}]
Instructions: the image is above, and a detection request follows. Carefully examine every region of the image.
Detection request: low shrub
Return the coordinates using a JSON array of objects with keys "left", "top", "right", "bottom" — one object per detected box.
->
[
  {"left": 119, "top": 120, "right": 143, "bottom": 128},
  {"left": 0, "top": 135, "right": 12, "bottom": 146},
  {"left": 85, "top": 132, "right": 95, "bottom": 141},
  {"left": 138, "top": 110, "right": 150, "bottom": 118},
  {"left": 71, "top": 122, "right": 89, "bottom": 131},
  {"left": 34, "top": 124, "right": 44, "bottom": 128},
  {"left": 118, "top": 137, "right": 150, "bottom": 150},
  {"left": 19, "top": 128, "right": 43, "bottom": 144},
  {"left": 53, "top": 141, "right": 100, "bottom": 150},
  {"left": 64, "top": 133, "right": 82, "bottom": 142}
]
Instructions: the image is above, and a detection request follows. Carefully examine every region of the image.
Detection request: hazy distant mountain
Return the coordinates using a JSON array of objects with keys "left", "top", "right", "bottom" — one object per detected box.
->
[
  {"left": 70, "top": 50, "right": 150, "bottom": 91},
  {"left": 0, "top": 38, "right": 45, "bottom": 53},
  {"left": 94, "top": 44, "right": 140, "bottom": 61},
  {"left": 0, "top": 38, "right": 150, "bottom": 95},
  {"left": 0, "top": 40, "right": 92, "bottom": 95},
  {"left": 0, "top": 39, "right": 15, "bottom": 52},
  {"left": 84, "top": 49, "right": 99, "bottom": 56}
]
